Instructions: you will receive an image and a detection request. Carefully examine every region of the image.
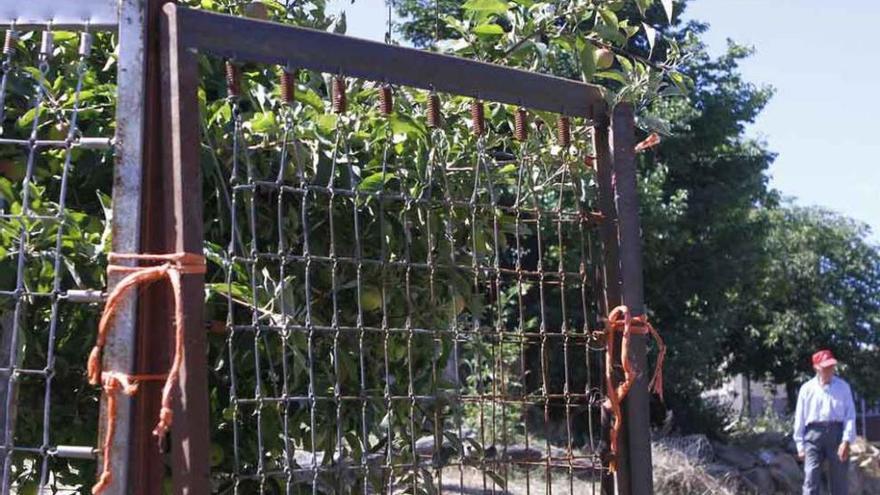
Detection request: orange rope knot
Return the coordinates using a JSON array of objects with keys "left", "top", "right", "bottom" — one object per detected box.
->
[
  {"left": 89, "top": 252, "right": 205, "bottom": 495},
  {"left": 603, "top": 305, "right": 666, "bottom": 473}
]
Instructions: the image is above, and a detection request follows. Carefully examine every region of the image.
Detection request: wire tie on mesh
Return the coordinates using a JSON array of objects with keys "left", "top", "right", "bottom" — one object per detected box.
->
[
  {"left": 603, "top": 305, "right": 666, "bottom": 473},
  {"left": 88, "top": 252, "right": 206, "bottom": 495}
]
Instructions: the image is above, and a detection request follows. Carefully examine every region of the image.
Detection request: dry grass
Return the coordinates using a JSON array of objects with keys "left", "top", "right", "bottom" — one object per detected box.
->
[
  {"left": 652, "top": 443, "right": 737, "bottom": 495},
  {"left": 437, "top": 466, "right": 599, "bottom": 495}
]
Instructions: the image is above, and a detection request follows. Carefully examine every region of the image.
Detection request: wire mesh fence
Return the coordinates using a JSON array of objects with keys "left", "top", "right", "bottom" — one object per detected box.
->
[
  {"left": 199, "top": 52, "right": 610, "bottom": 494},
  {"left": 0, "top": 4, "right": 641, "bottom": 494},
  {"left": 0, "top": 23, "right": 116, "bottom": 493}
]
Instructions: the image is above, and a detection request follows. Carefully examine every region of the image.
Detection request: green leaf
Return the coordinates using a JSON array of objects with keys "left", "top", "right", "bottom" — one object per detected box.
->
[
  {"left": 593, "top": 11, "right": 625, "bottom": 46},
  {"left": 577, "top": 39, "right": 596, "bottom": 82},
  {"left": 595, "top": 70, "right": 627, "bottom": 84},
  {"left": 635, "top": 0, "right": 653, "bottom": 16},
  {"left": 462, "top": 0, "right": 509, "bottom": 15},
  {"left": 598, "top": 8, "right": 619, "bottom": 29},
  {"left": 643, "top": 23, "right": 657, "bottom": 57},
  {"left": 315, "top": 113, "right": 338, "bottom": 135},
  {"left": 294, "top": 86, "right": 324, "bottom": 111},
  {"left": 473, "top": 23, "right": 504, "bottom": 36},
  {"left": 390, "top": 114, "right": 426, "bottom": 139},
  {"left": 249, "top": 111, "right": 277, "bottom": 134},
  {"left": 358, "top": 172, "right": 393, "bottom": 193},
  {"left": 661, "top": 0, "right": 674, "bottom": 23}
]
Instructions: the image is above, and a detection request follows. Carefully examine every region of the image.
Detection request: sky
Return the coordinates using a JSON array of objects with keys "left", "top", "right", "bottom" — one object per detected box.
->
[{"left": 326, "top": 0, "right": 880, "bottom": 242}]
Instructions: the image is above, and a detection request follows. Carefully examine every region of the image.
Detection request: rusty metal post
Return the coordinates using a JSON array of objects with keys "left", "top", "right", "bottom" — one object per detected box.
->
[
  {"left": 130, "top": 1, "right": 176, "bottom": 493},
  {"left": 160, "top": 3, "right": 211, "bottom": 493},
  {"left": 610, "top": 102, "right": 653, "bottom": 494},
  {"left": 592, "top": 103, "right": 625, "bottom": 495}
]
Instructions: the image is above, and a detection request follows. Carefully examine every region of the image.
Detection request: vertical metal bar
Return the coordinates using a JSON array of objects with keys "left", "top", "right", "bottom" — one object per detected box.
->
[
  {"left": 98, "top": 1, "right": 148, "bottom": 493},
  {"left": 610, "top": 102, "right": 653, "bottom": 495},
  {"left": 160, "top": 3, "right": 211, "bottom": 493},
  {"left": 131, "top": 1, "right": 174, "bottom": 493},
  {"left": 592, "top": 104, "right": 624, "bottom": 495}
]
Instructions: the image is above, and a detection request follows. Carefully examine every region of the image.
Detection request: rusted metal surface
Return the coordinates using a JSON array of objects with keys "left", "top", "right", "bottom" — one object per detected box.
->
[
  {"left": 130, "top": 1, "right": 174, "bottom": 493},
  {"left": 610, "top": 102, "right": 653, "bottom": 495},
  {"left": 166, "top": 5, "right": 605, "bottom": 118},
  {"left": 0, "top": 0, "right": 118, "bottom": 29},
  {"left": 160, "top": 3, "right": 211, "bottom": 492},
  {"left": 592, "top": 106, "right": 623, "bottom": 495}
]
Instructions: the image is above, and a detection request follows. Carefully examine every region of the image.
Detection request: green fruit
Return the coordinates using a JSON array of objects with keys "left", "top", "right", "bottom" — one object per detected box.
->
[
  {"left": 360, "top": 287, "right": 383, "bottom": 312},
  {"left": 595, "top": 48, "right": 614, "bottom": 70}
]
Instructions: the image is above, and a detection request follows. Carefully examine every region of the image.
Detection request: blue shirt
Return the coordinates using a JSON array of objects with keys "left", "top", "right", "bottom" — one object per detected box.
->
[{"left": 793, "top": 375, "right": 856, "bottom": 452}]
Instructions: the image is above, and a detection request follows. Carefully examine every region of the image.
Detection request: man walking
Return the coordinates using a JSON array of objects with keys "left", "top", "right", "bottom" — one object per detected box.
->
[{"left": 793, "top": 349, "right": 856, "bottom": 495}]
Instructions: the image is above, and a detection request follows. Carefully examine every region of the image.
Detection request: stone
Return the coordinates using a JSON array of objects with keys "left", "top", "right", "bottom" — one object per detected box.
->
[
  {"left": 741, "top": 466, "right": 775, "bottom": 494},
  {"left": 762, "top": 449, "right": 803, "bottom": 492},
  {"left": 713, "top": 441, "right": 760, "bottom": 470}
]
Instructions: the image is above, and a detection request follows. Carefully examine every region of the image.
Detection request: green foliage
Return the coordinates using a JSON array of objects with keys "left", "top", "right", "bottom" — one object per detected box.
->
[
  {"left": 0, "top": 29, "right": 117, "bottom": 491},
  {"left": 395, "top": 0, "right": 690, "bottom": 113},
  {"left": 734, "top": 206, "right": 880, "bottom": 402}
]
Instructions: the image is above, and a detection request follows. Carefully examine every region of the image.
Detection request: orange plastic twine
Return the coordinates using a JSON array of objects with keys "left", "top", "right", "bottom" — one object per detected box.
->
[
  {"left": 634, "top": 132, "right": 661, "bottom": 153},
  {"left": 89, "top": 252, "right": 206, "bottom": 494},
  {"left": 604, "top": 305, "right": 666, "bottom": 473}
]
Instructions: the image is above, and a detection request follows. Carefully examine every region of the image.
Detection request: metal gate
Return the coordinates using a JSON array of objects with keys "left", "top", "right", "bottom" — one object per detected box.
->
[{"left": 0, "top": 1, "right": 654, "bottom": 494}]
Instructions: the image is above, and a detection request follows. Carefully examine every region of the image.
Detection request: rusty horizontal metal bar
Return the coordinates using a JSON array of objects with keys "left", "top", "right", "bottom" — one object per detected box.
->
[{"left": 165, "top": 4, "right": 606, "bottom": 118}]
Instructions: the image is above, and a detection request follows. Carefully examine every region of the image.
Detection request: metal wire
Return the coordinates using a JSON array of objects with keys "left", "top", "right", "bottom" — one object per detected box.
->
[
  {"left": 207, "top": 61, "right": 607, "bottom": 494},
  {"left": 0, "top": 25, "right": 114, "bottom": 494}
]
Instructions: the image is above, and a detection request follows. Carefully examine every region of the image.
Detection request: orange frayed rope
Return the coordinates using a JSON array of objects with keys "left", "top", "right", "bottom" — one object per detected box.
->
[
  {"left": 88, "top": 252, "right": 206, "bottom": 495},
  {"left": 604, "top": 305, "right": 666, "bottom": 473},
  {"left": 635, "top": 132, "right": 661, "bottom": 153}
]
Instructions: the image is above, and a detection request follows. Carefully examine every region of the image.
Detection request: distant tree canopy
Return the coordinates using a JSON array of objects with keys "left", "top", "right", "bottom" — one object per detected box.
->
[{"left": 389, "top": 0, "right": 880, "bottom": 430}]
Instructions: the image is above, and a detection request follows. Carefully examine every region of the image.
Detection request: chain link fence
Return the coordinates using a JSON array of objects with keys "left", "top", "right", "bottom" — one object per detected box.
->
[
  {"left": 0, "top": 20, "right": 116, "bottom": 493},
  {"left": 194, "top": 18, "right": 611, "bottom": 494}
]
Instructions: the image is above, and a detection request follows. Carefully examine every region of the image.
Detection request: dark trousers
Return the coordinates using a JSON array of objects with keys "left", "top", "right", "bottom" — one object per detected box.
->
[{"left": 803, "top": 422, "right": 848, "bottom": 495}]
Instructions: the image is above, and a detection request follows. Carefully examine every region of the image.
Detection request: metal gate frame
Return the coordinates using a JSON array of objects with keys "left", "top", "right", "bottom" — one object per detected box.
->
[{"left": 153, "top": 4, "right": 654, "bottom": 494}]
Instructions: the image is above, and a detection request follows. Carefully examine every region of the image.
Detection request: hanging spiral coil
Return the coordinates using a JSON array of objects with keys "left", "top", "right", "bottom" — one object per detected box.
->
[
  {"left": 514, "top": 107, "right": 528, "bottom": 142},
  {"left": 427, "top": 93, "right": 441, "bottom": 129},
  {"left": 471, "top": 99, "right": 485, "bottom": 137},
  {"left": 3, "top": 30, "right": 16, "bottom": 57},
  {"left": 379, "top": 84, "right": 393, "bottom": 116},
  {"left": 332, "top": 76, "right": 347, "bottom": 114},
  {"left": 557, "top": 116, "right": 571, "bottom": 148},
  {"left": 279, "top": 69, "right": 296, "bottom": 105},
  {"left": 225, "top": 61, "right": 241, "bottom": 99}
]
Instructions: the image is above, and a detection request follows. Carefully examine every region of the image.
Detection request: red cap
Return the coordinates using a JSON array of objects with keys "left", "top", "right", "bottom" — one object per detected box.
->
[{"left": 812, "top": 349, "right": 838, "bottom": 369}]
